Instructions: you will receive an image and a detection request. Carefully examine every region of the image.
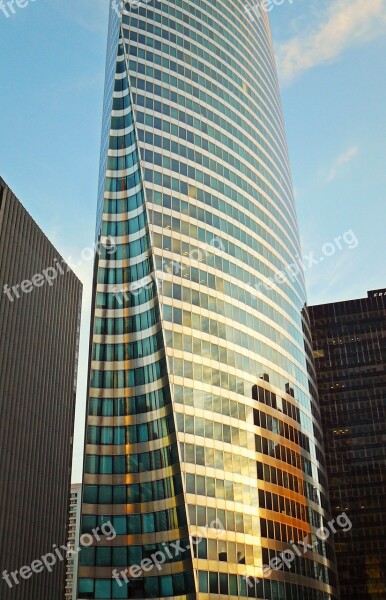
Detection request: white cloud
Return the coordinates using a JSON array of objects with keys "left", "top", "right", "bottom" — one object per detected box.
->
[
  {"left": 276, "top": 0, "right": 386, "bottom": 84},
  {"left": 327, "top": 145, "right": 359, "bottom": 181},
  {"left": 52, "top": 0, "right": 109, "bottom": 33},
  {"left": 304, "top": 241, "right": 361, "bottom": 304}
]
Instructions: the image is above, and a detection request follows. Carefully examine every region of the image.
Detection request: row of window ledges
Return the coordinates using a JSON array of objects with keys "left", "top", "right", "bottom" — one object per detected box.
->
[
  {"left": 113, "top": 77, "right": 297, "bottom": 255},
  {"left": 78, "top": 569, "right": 194, "bottom": 599},
  {"left": 122, "top": 0, "right": 283, "bottom": 123},
  {"left": 84, "top": 396, "right": 324, "bottom": 482},
  {"left": 121, "top": 8, "right": 288, "bottom": 172},
  {"left": 100, "top": 188, "right": 305, "bottom": 310},
  {"left": 77, "top": 542, "right": 333, "bottom": 589},
  {"left": 77, "top": 536, "right": 254, "bottom": 569},
  {"left": 78, "top": 569, "right": 334, "bottom": 599},
  {"left": 106, "top": 131, "right": 298, "bottom": 285}
]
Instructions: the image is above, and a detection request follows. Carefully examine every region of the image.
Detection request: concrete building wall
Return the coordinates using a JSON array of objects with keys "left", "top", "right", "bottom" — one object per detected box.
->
[{"left": 0, "top": 178, "right": 82, "bottom": 599}]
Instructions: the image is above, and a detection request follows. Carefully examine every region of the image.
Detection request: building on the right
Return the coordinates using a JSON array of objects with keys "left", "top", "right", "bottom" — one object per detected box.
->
[{"left": 309, "top": 289, "right": 386, "bottom": 600}]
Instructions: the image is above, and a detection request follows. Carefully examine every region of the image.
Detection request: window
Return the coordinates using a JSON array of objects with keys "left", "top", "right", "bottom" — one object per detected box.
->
[
  {"left": 79, "top": 547, "right": 95, "bottom": 567},
  {"left": 160, "top": 575, "right": 173, "bottom": 597},
  {"left": 112, "top": 547, "right": 127, "bottom": 567},
  {"left": 95, "top": 579, "right": 111, "bottom": 599},
  {"left": 209, "top": 572, "right": 219, "bottom": 594},
  {"left": 198, "top": 571, "right": 208, "bottom": 593},
  {"left": 127, "top": 577, "right": 144, "bottom": 599},
  {"left": 112, "top": 579, "right": 127, "bottom": 599},
  {"left": 145, "top": 577, "right": 159, "bottom": 598},
  {"left": 113, "top": 516, "right": 127, "bottom": 535},
  {"left": 99, "top": 486, "right": 112, "bottom": 503},
  {"left": 142, "top": 513, "right": 155, "bottom": 533},
  {"left": 96, "top": 547, "right": 111, "bottom": 566},
  {"left": 78, "top": 578, "right": 94, "bottom": 598},
  {"left": 113, "top": 486, "right": 126, "bottom": 504},
  {"left": 81, "top": 516, "right": 97, "bottom": 535},
  {"left": 173, "top": 573, "right": 185, "bottom": 595},
  {"left": 83, "top": 485, "right": 98, "bottom": 504}
]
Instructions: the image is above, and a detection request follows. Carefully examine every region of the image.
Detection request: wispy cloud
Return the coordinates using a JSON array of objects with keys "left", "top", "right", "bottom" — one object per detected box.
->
[
  {"left": 52, "top": 0, "right": 109, "bottom": 33},
  {"left": 305, "top": 247, "right": 359, "bottom": 304},
  {"left": 276, "top": 0, "right": 386, "bottom": 84},
  {"left": 327, "top": 145, "right": 359, "bottom": 182}
]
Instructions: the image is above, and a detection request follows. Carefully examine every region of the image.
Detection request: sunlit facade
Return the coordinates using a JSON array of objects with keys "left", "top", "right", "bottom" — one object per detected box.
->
[{"left": 78, "top": 1, "right": 338, "bottom": 599}]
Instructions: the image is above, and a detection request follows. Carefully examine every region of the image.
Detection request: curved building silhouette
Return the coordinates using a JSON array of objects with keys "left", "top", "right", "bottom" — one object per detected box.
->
[{"left": 77, "top": 2, "right": 338, "bottom": 599}]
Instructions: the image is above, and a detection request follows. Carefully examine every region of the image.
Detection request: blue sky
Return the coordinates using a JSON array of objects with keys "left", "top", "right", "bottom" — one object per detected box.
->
[{"left": 1, "top": 0, "right": 385, "bottom": 482}]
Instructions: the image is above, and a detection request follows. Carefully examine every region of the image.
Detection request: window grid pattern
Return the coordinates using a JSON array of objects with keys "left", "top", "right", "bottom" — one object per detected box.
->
[
  {"left": 78, "top": 37, "right": 193, "bottom": 600},
  {"left": 79, "top": 1, "right": 338, "bottom": 599}
]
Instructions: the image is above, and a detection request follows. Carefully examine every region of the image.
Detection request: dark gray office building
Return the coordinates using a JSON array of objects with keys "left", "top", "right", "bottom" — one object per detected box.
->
[
  {"left": 0, "top": 178, "right": 82, "bottom": 599},
  {"left": 309, "top": 290, "right": 386, "bottom": 600}
]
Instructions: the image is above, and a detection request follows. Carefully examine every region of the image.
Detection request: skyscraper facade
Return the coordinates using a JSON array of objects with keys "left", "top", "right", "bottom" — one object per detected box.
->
[
  {"left": 66, "top": 484, "right": 82, "bottom": 600},
  {"left": 0, "top": 177, "right": 82, "bottom": 600},
  {"left": 309, "top": 290, "right": 386, "bottom": 600},
  {"left": 78, "top": 2, "right": 337, "bottom": 599}
]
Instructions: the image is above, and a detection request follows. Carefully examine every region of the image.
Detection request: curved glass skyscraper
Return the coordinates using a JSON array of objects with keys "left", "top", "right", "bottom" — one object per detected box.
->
[{"left": 78, "top": 1, "right": 338, "bottom": 599}]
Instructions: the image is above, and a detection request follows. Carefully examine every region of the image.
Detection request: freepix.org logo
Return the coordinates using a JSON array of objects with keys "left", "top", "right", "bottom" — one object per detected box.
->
[
  {"left": 244, "top": 0, "right": 295, "bottom": 22},
  {"left": 111, "top": 0, "right": 161, "bottom": 17},
  {"left": 2, "top": 237, "right": 116, "bottom": 303},
  {"left": 0, "top": 0, "right": 37, "bottom": 18},
  {"left": 2, "top": 522, "right": 116, "bottom": 589}
]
